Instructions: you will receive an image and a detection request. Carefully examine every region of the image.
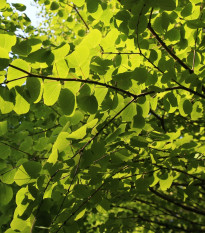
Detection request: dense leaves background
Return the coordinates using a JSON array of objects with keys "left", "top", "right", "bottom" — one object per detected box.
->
[{"left": 0, "top": 0, "right": 205, "bottom": 232}]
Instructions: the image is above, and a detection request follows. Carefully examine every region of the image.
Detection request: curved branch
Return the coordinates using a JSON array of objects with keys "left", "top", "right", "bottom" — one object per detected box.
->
[
  {"left": 149, "top": 187, "right": 205, "bottom": 216},
  {"left": 6, "top": 64, "right": 205, "bottom": 100},
  {"left": 147, "top": 23, "right": 193, "bottom": 74}
]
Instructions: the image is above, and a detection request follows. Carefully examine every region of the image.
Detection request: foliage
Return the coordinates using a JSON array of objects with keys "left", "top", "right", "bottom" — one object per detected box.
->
[{"left": 0, "top": 0, "right": 205, "bottom": 232}]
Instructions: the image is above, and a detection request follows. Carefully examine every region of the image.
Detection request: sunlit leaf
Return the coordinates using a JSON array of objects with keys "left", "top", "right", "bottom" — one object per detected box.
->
[
  {"left": 43, "top": 80, "right": 61, "bottom": 106},
  {"left": 7, "top": 59, "right": 30, "bottom": 89}
]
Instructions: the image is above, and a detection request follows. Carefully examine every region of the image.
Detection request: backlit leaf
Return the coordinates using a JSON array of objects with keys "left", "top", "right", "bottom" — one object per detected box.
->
[
  {"left": 7, "top": 59, "right": 30, "bottom": 89},
  {"left": 77, "top": 95, "right": 98, "bottom": 114},
  {"left": 58, "top": 88, "right": 76, "bottom": 115},
  {"left": 43, "top": 80, "right": 61, "bottom": 106},
  {"left": 0, "top": 183, "right": 13, "bottom": 205}
]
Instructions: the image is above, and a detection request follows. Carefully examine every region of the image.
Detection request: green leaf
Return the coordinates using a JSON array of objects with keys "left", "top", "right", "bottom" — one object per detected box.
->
[
  {"left": 53, "top": 59, "right": 69, "bottom": 78},
  {"left": 189, "top": 0, "right": 201, "bottom": 3},
  {"left": 130, "top": 136, "right": 148, "bottom": 148},
  {"left": 133, "top": 114, "right": 145, "bottom": 129},
  {"left": 181, "top": 3, "right": 192, "bottom": 17},
  {"left": 26, "top": 78, "right": 41, "bottom": 102},
  {"left": 66, "top": 45, "right": 89, "bottom": 68},
  {"left": 73, "top": 184, "right": 90, "bottom": 198},
  {"left": 13, "top": 88, "right": 30, "bottom": 115},
  {"left": 77, "top": 95, "right": 98, "bottom": 114},
  {"left": 187, "top": 19, "right": 205, "bottom": 29},
  {"left": 14, "top": 161, "right": 41, "bottom": 186},
  {"left": 0, "top": 33, "right": 16, "bottom": 51},
  {"left": 72, "top": 0, "right": 84, "bottom": 7},
  {"left": 12, "top": 40, "right": 32, "bottom": 56},
  {"left": 0, "top": 87, "right": 14, "bottom": 114},
  {"left": 7, "top": 59, "right": 30, "bottom": 89},
  {"left": 43, "top": 80, "right": 61, "bottom": 106},
  {"left": 47, "top": 148, "right": 58, "bottom": 164},
  {"left": 5, "top": 229, "right": 17, "bottom": 233},
  {"left": 191, "top": 101, "right": 203, "bottom": 120},
  {"left": 100, "top": 28, "right": 119, "bottom": 50},
  {"left": 1, "top": 166, "right": 16, "bottom": 184},
  {"left": 12, "top": 3, "right": 26, "bottom": 11},
  {"left": 159, "top": 174, "right": 173, "bottom": 191},
  {"left": 74, "top": 208, "right": 86, "bottom": 221},
  {"left": 0, "top": 183, "right": 13, "bottom": 205},
  {"left": 0, "top": 0, "right": 6, "bottom": 9},
  {"left": 183, "top": 99, "right": 192, "bottom": 114},
  {"left": 86, "top": 0, "right": 99, "bottom": 13},
  {"left": 58, "top": 88, "right": 76, "bottom": 115},
  {"left": 157, "top": 0, "right": 176, "bottom": 11},
  {"left": 131, "top": 68, "right": 148, "bottom": 84},
  {"left": 81, "top": 29, "right": 102, "bottom": 48},
  {"left": 0, "top": 144, "right": 11, "bottom": 159},
  {"left": 113, "top": 72, "right": 132, "bottom": 90},
  {"left": 52, "top": 43, "right": 70, "bottom": 61},
  {"left": 67, "top": 125, "right": 86, "bottom": 140},
  {"left": 0, "top": 48, "right": 9, "bottom": 70},
  {"left": 0, "top": 33, "right": 16, "bottom": 70},
  {"left": 23, "top": 161, "right": 42, "bottom": 178},
  {"left": 50, "top": 1, "right": 59, "bottom": 10},
  {"left": 53, "top": 132, "right": 70, "bottom": 152},
  {"left": 122, "top": 98, "right": 136, "bottom": 121},
  {"left": 94, "top": 87, "right": 108, "bottom": 106},
  {"left": 165, "top": 28, "right": 180, "bottom": 42},
  {"left": 0, "top": 121, "right": 7, "bottom": 136},
  {"left": 67, "top": 119, "right": 98, "bottom": 140},
  {"left": 187, "top": 51, "right": 201, "bottom": 67}
]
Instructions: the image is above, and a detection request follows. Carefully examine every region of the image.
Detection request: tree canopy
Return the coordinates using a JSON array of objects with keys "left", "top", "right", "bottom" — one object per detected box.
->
[{"left": 0, "top": 0, "right": 205, "bottom": 232}]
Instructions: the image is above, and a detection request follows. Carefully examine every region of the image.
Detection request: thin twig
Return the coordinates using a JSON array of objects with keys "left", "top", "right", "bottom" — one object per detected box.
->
[
  {"left": 102, "top": 52, "right": 140, "bottom": 55},
  {"left": 31, "top": 169, "right": 60, "bottom": 232},
  {"left": 51, "top": 99, "right": 136, "bottom": 225},
  {"left": 149, "top": 187, "right": 205, "bottom": 216},
  {"left": 147, "top": 23, "right": 193, "bottom": 74},
  {"left": 6, "top": 64, "right": 205, "bottom": 101},
  {"left": 28, "top": 124, "right": 59, "bottom": 136},
  {"left": 67, "top": 3, "right": 89, "bottom": 31},
  {"left": 150, "top": 109, "right": 166, "bottom": 132},
  {"left": 54, "top": 165, "right": 129, "bottom": 233}
]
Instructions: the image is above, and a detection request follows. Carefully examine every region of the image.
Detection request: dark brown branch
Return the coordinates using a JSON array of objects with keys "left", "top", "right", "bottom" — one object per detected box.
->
[
  {"left": 192, "top": 29, "right": 199, "bottom": 71},
  {"left": 140, "top": 52, "right": 164, "bottom": 73},
  {"left": 147, "top": 23, "right": 193, "bottom": 74},
  {"left": 6, "top": 64, "right": 192, "bottom": 100},
  {"left": 149, "top": 187, "right": 205, "bottom": 216},
  {"left": 134, "top": 198, "right": 205, "bottom": 227},
  {"left": 31, "top": 169, "right": 60, "bottom": 231},
  {"left": 173, "top": 79, "right": 205, "bottom": 99},
  {"left": 150, "top": 109, "right": 166, "bottom": 132},
  {"left": 51, "top": 99, "right": 136, "bottom": 224},
  {"left": 102, "top": 52, "right": 140, "bottom": 55},
  {"left": 149, "top": 8, "right": 153, "bottom": 24},
  {"left": 71, "top": 98, "right": 136, "bottom": 159},
  {"left": 0, "top": 27, "right": 27, "bottom": 39},
  {"left": 51, "top": 151, "right": 83, "bottom": 224},
  {"left": 155, "top": 164, "right": 205, "bottom": 183},
  {"left": 67, "top": 3, "right": 89, "bottom": 31},
  {"left": 137, "top": 215, "right": 199, "bottom": 232},
  {"left": 0, "top": 141, "right": 32, "bottom": 157},
  {"left": 112, "top": 205, "right": 197, "bottom": 232},
  {"left": 135, "top": 5, "right": 164, "bottom": 73},
  {"left": 28, "top": 124, "right": 60, "bottom": 136},
  {"left": 192, "top": 2, "right": 204, "bottom": 70},
  {"left": 54, "top": 165, "right": 129, "bottom": 233}
]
